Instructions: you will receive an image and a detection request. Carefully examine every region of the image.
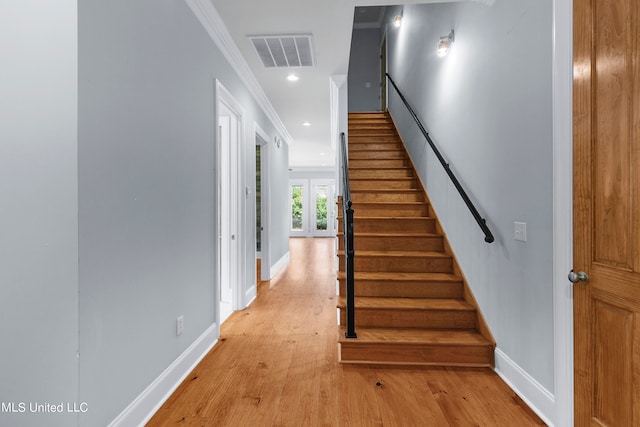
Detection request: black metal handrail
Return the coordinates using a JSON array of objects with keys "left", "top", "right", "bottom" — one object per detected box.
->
[
  {"left": 340, "top": 132, "right": 356, "bottom": 338},
  {"left": 385, "top": 73, "right": 495, "bottom": 243}
]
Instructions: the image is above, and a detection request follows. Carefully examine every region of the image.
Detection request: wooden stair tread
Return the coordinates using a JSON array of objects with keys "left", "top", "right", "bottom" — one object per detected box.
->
[
  {"left": 336, "top": 232, "right": 441, "bottom": 238},
  {"left": 338, "top": 327, "right": 492, "bottom": 346},
  {"left": 351, "top": 177, "right": 413, "bottom": 181},
  {"left": 337, "top": 271, "right": 461, "bottom": 282},
  {"left": 350, "top": 201, "right": 425, "bottom": 205},
  {"left": 338, "top": 296, "right": 475, "bottom": 311},
  {"left": 352, "top": 147, "right": 404, "bottom": 153},
  {"left": 350, "top": 188, "right": 421, "bottom": 192},
  {"left": 340, "top": 250, "right": 448, "bottom": 257},
  {"left": 350, "top": 216, "right": 434, "bottom": 221},
  {"left": 348, "top": 166, "right": 412, "bottom": 170}
]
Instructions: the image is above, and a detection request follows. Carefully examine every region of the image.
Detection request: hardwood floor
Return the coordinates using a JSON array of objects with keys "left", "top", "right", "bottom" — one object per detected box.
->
[{"left": 148, "top": 238, "right": 545, "bottom": 426}]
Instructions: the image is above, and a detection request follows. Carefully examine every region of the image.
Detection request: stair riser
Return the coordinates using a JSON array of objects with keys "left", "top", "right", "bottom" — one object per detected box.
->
[
  {"left": 349, "top": 124, "right": 394, "bottom": 130},
  {"left": 339, "top": 343, "right": 493, "bottom": 367},
  {"left": 337, "top": 279, "right": 463, "bottom": 299},
  {"left": 349, "top": 119, "right": 393, "bottom": 127},
  {"left": 349, "top": 129, "right": 396, "bottom": 135},
  {"left": 339, "top": 309, "right": 476, "bottom": 329},
  {"left": 349, "top": 169, "right": 413, "bottom": 179},
  {"left": 349, "top": 151, "right": 405, "bottom": 160},
  {"left": 350, "top": 180, "right": 418, "bottom": 190},
  {"left": 349, "top": 143, "right": 403, "bottom": 154},
  {"left": 350, "top": 205, "right": 430, "bottom": 217},
  {"left": 349, "top": 141, "right": 404, "bottom": 151},
  {"left": 348, "top": 137, "right": 402, "bottom": 144},
  {"left": 338, "top": 218, "right": 435, "bottom": 233},
  {"left": 350, "top": 192, "right": 425, "bottom": 203},
  {"left": 349, "top": 113, "right": 389, "bottom": 119},
  {"left": 340, "top": 256, "right": 452, "bottom": 273},
  {"left": 337, "top": 234, "right": 442, "bottom": 251},
  {"left": 349, "top": 159, "right": 409, "bottom": 168}
]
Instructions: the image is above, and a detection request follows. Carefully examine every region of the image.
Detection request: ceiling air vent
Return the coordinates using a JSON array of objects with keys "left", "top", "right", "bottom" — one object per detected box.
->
[{"left": 249, "top": 34, "right": 315, "bottom": 68}]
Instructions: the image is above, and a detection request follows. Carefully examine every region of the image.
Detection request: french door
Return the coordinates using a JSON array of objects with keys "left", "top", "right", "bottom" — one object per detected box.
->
[{"left": 289, "top": 179, "right": 335, "bottom": 237}]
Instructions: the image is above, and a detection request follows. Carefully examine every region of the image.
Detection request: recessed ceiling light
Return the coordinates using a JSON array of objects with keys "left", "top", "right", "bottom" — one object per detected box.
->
[
  {"left": 302, "top": 121, "right": 311, "bottom": 127},
  {"left": 320, "top": 152, "right": 325, "bottom": 156},
  {"left": 287, "top": 74, "right": 299, "bottom": 82}
]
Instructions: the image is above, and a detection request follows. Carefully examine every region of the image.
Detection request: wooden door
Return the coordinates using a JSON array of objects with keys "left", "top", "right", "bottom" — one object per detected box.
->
[{"left": 573, "top": 0, "right": 640, "bottom": 425}]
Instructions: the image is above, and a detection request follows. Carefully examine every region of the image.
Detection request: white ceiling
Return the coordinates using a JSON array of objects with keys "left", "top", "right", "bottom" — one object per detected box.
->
[{"left": 209, "top": 0, "right": 456, "bottom": 168}]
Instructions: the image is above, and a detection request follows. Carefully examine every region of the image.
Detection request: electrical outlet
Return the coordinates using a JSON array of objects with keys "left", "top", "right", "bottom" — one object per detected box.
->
[{"left": 176, "top": 315, "right": 184, "bottom": 336}]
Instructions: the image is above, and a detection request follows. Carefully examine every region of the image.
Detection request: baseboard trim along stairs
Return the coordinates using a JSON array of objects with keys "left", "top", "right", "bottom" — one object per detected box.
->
[{"left": 337, "top": 111, "right": 495, "bottom": 367}]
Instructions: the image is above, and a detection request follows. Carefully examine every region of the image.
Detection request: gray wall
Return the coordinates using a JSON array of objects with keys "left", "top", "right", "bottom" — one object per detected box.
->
[
  {"left": 78, "top": 0, "right": 289, "bottom": 425},
  {"left": 385, "top": 1, "right": 554, "bottom": 392},
  {"left": 268, "top": 142, "right": 291, "bottom": 265},
  {"left": 348, "top": 28, "right": 382, "bottom": 112},
  {"left": 0, "top": 2, "right": 80, "bottom": 427},
  {"left": 1, "top": 1, "right": 290, "bottom": 426}
]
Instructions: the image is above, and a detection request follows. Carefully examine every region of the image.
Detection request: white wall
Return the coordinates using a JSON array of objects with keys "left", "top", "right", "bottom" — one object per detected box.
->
[
  {"left": 385, "top": 0, "right": 554, "bottom": 394},
  {"left": 0, "top": 2, "right": 79, "bottom": 427},
  {"left": 269, "top": 142, "right": 291, "bottom": 264},
  {"left": 348, "top": 28, "right": 382, "bottom": 112},
  {"left": 289, "top": 169, "right": 336, "bottom": 181}
]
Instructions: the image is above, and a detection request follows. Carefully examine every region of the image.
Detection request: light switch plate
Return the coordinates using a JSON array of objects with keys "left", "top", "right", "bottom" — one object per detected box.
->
[{"left": 514, "top": 222, "right": 527, "bottom": 242}]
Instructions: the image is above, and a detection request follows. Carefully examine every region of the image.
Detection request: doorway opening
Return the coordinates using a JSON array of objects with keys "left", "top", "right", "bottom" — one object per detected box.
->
[
  {"left": 255, "top": 124, "right": 270, "bottom": 282},
  {"left": 380, "top": 34, "right": 387, "bottom": 111}
]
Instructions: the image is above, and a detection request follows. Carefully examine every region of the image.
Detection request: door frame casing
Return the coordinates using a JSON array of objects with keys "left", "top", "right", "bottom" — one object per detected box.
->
[
  {"left": 215, "top": 80, "right": 246, "bottom": 321},
  {"left": 255, "top": 123, "right": 271, "bottom": 281},
  {"left": 552, "top": 0, "right": 574, "bottom": 425}
]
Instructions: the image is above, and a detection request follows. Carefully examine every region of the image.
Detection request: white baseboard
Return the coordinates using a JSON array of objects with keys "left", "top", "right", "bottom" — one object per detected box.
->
[
  {"left": 108, "top": 323, "right": 219, "bottom": 427},
  {"left": 244, "top": 284, "right": 257, "bottom": 307},
  {"left": 270, "top": 251, "right": 290, "bottom": 278},
  {"left": 494, "top": 348, "right": 555, "bottom": 426}
]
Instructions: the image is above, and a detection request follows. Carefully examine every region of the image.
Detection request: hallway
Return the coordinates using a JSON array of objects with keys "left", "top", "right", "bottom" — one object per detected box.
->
[{"left": 148, "top": 238, "right": 544, "bottom": 426}]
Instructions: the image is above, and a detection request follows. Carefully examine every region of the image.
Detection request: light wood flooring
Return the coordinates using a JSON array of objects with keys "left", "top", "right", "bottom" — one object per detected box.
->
[{"left": 148, "top": 238, "right": 545, "bottom": 426}]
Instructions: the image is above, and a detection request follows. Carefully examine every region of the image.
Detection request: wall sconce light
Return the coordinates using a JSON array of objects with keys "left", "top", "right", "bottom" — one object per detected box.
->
[
  {"left": 437, "top": 30, "right": 455, "bottom": 57},
  {"left": 393, "top": 15, "right": 402, "bottom": 28}
]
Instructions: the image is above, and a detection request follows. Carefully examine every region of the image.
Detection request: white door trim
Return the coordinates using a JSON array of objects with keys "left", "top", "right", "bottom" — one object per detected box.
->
[
  {"left": 551, "top": 0, "right": 574, "bottom": 425},
  {"left": 255, "top": 123, "right": 271, "bottom": 281},
  {"left": 216, "top": 80, "right": 246, "bottom": 321}
]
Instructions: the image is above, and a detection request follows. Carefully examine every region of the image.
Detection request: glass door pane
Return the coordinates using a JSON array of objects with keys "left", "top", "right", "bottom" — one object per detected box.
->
[
  {"left": 315, "top": 185, "right": 328, "bottom": 231},
  {"left": 291, "top": 184, "right": 304, "bottom": 232}
]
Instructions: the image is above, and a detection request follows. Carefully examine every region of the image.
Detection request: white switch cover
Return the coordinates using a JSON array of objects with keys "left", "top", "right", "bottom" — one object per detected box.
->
[
  {"left": 176, "top": 315, "right": 184, "bottom": 336},
  {"left": 514, "top": 222, "right": 527, "bottom": 242}
]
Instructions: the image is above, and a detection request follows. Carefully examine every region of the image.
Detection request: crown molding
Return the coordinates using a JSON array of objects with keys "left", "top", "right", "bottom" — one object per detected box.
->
[{"left": 184, "top": 0, "right": 293, "bottom": 145}]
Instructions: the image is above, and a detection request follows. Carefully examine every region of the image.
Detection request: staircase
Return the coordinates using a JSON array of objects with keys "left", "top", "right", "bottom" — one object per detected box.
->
[{"left": 337, "top": 112, "right": 495, "bottom": 367}]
